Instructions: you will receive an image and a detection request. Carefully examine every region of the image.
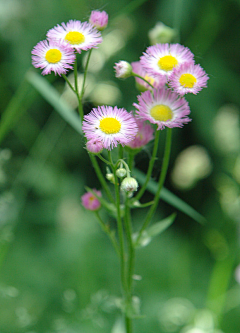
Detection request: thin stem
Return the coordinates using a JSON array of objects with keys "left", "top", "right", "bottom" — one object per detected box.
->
[
  {"left": 128, "top": 151, "right": 135, "bottom": 172},
  {"left": 134, "top": 129, "right": 160, "bottom": 202},
  {"left": 62, "top": 74, "right": 76, "bottom": 94},
  {"left": 73, "top": 58, "right": 84, "bottom": 121},
  {"left": 118, "top": 145, "right": 123, "bottom": 160},
  {"left": 108, "top": 151, "right": 127, "bottom": 295},
  {"left": 96, "top": 153, "right": 111, "bottom": 165},
  {"left": 94, "top": 211, "right": 120, "bottom": 258},
  {"left": 137, "top": 128, "right": 172, "bottom": 241},
  {"left": 80, "top": 49, "right": 92, "bottom": 99},
  {"left": 88, "top": 153, "right": 114, "bottom": 203},
  {"left": 125, "top": 196, "right": 135, "bottom": 291},
  {"left": 132, "top": 72, "right": 154, "bottom": 89}
]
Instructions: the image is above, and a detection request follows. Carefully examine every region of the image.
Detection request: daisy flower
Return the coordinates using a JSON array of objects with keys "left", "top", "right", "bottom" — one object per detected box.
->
[
  {"left": 31, "top": 39, "right": 75, "bottom": 76},
  {"left": 131, "top": 61, "right": 166, "bottom": 92},
  {"left": 82, "top": 106, "right": 138, "bottom": 150},
  {"left": 47, "top": 20, "right": 102, "bottom": 54},
  {"left": 89, "top": 10, "right": 108, "bottom": 31},
  {"left": 140, "top": 43, "right": 194, "bottom": 79},
  {"left": 169, "top": 62, "right": 209, "bottom": 96},
  {"left": 134, "top": 89, "right": 191, "bottom": 130},
  {"left": 127, "top": 118, "right": 154, "bottom": 149},
  {"left": 81, "top": 189, "right": 101, "bottom": 211}
]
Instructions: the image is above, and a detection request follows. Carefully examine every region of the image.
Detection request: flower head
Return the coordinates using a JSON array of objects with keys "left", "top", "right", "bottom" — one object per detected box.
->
[
  {"left": 121, "top": 177, "right": 138, "bottom": 192},
  {"left": 81, "top": 189, "right": 101, "bottom": 211},
  {"left": 86, "top": 138, "right": 104, "bottom": 154},
  {"left": 82, "top": 106, "right": 138, "bottom": 150},
  {"left": 47, "top": 20, "right": 102, "bottom": 54},
  {"left": 140, "top": 43, "right": 194, "bottom": 79},
  {"left": 31, "top": 39, "right": 75, "bottom": 76},
  {"left": 89, "top": 10, "right": 108, "bottom": 31},
  {"left": 114, "top": 61, "right": 133, "bottom": 79},
  {"left": 127, "top": 118, "right": 154, "bottom": 149},
  {"left": 134, "top": 88, "right": 191, "bottom": 130},
  {"left": 131, "top": 61, "right": 166, "bottom": 92},
  {"left": 169, "top": 62, "right": 209, "bottom": 96}
]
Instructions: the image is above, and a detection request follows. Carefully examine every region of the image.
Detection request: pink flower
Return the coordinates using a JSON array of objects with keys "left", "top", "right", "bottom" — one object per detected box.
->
[
  {"left": 81, "top": 189, "right": 101, "bottom": 211},
  {"left": 134, "top": 88, "right": 191, "bottom": 130},
  {"left": 89, "top": 10, "right": 108, "bottom": 31},
  {"left": 86, "top": 138, "right": 104, "bottom": 154},
  {"left": 127, "top": 118, "right": 154, "bottom": 149}
]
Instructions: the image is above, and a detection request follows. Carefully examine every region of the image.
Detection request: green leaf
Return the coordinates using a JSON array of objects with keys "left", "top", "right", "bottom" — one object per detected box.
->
[
  {"left": 0, "top": 77, "right": 36, "bottom": 145},
  {"left": 26, "top": 71, "right": 82, "bottom": 135},
  {"left": 134, "top": 213, "right": 176, "bottom": 248},
  {"left": 133, "top": 168, "right": 206, "bottom": 224}
]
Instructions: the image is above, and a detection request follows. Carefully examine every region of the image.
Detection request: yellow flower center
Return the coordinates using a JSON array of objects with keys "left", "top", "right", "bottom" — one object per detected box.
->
[
  {"left": 45, "top": 49, "right": 62, "bottom": 63},
  {"left": 99, "top": 117, "right": 121, "bottom": 134},
  {"left": 158, "top": 55, "right": 178, "bottom": 71},
  {"left": 65, "top": 31, "right": 85, "bottom": 45},
  {"left": 144, "top": 75, "right": 155, "bottom": 86},
  {"left": 150, "top": 104, "right": 173, "bottom": 122},
  {"left": 179, "top": 73, "right": 197, "bottom": 88}
]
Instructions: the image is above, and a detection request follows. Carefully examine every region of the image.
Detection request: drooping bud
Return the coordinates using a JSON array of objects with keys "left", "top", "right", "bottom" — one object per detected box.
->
[
  {"left": 116, "top": 168, "right": 127, "bottom": 178},
  {"left": 114, "top": 61, "right": 132, "bottom": 79},
  {"left": 86, "top": 138, "right": 104, "bottom": 154},
  {"left": 121, "top": 177, "right": 138, "bottom": 192}
]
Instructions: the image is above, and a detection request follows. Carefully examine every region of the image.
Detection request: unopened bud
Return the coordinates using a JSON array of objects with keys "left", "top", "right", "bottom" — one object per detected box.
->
[
  {"left": 121, "top": 177, "right": 138, "bottom": 192},
  {"left": 106, "top": 172, "right": 115, "bottom": 184},
  {"left": 148, "top": 22, "right": 176, "bottom": 45},
  {"left": 116, "top": 168, "right": 127, "bottom": 178},
  {"left": 114, "top": 61, "right": 132, "bottom": 79}
]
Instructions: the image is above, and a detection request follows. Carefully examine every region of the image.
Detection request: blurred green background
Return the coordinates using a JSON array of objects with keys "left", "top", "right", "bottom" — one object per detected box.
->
[{"left": 0, "top": 0, "right": 240, "bottom": 332}]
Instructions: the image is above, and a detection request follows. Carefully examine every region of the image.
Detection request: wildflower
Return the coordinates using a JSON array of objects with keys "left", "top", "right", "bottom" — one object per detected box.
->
[
  {"left": 89, "top": 10, "right": 108, "bottom": 31},
  {"left": 127, "top": 118, "right": 154, "bottom": 149},
  {"left": 169, "top": 62, "right": 209, "bottom": 96},
  {"left": 31, "top": 40, "right": 75, "bottom": 76},
  {"left": 121, "top": 177, "right": 138, "bottom": 192},
  {"left": 114, "top": 61, "right": 132, "bottom": 79},
  {"left": 47, "top": 20, "right": 102, "bottom": 54},
  {"left": 86, "top": 138, "right": 104, "bottom": 154},
  {"left": 131, "top": 61, "right": 166, "bottom": 92},
  {"left": 134, "top": 88, "right": 191, "bottom": 130},
  {"left": 140, "top": 43, "right": 194, "bottom": 79},
  {"left": 81, "top": 189, "right": 101, "bottom": 211},
  {"left": 82, "top": 106, "right": 138, "bottom": 150},
  {"left": 148, "top": 22, "right": 176, "bottom": 45}
]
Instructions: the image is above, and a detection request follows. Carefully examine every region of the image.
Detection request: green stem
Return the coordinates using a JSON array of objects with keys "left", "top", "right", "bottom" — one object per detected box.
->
[
  {"left": 125, "top": 197, "right": 135, "bottom": 291},
  {"left": 62, "top": 74, "right": 76, "bottom": 94},
  {"left": 94, "top": 211, "right": 120, "bottom": 258},
  {"left": 80, "top": 49, "right": 92, "bottom": 99},
  {"left": 73, "top": 58, "right": 84, "bottom": 121},
  {"left": 88, "top": 153, "right": 114, "bottom": 203},
  {"left": 134, "top": 129, "right": 160, "bottom": 202},
  {"left": 137, "top": 128, "right": 172, "bottom": 241},
  {"left": 128, "top": 151, "right": 136, "bottom": 172},
  {"left": 108, "top": 151, "right": 128, "bottom": 317},
  {"left": 96, "top": 153, "right": 111, "bottom": 165},
  {"left": 132, "top": 72, "right": 154, "bottom": 89}
]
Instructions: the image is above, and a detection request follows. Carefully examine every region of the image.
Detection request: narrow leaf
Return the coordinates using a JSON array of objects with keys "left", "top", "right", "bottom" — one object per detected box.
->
[
  {"left": 133, "top": 168, "right": 206, "bottom": 224},
  {"left": 26, "top": 71, "right": 82, "bottom": 135}
]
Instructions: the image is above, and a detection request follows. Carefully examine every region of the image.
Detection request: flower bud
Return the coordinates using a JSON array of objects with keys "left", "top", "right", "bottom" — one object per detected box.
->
[
  {"left": 86, "top": 138, "right": 104, "bottom": 154},
  {"left": 106, "top": 172, "right": 115, "bottom": 184},
  {"left": 81, "top": 189, "right": 101, "bottom": 211},
  {"left": 121, "top": 177, "right": 138, "bottom": 192},
  {"left": 114, "top": 61, "right": 132, "bottom": 79},
  {"left": 116, "top": 168, "right": 127, "bottom": 178},
  {"left": 148, "top": 22, "right": 176, "bottom": 45},
  {"left": 89, "top": 10, "right": 108, "bottom": 31}
]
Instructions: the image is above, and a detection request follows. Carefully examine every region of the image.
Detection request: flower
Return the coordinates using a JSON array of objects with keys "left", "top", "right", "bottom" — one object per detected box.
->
[
  {"left": 82, "top": 106, "right": 138, "bottom": 150},
  {"left": 134, "top": 88, "right": 191, "bottom": 130},
  {"left": 47, "top": 20, "right": 102, "bottom": 54},
  {"left": 89, "top": 10, "right": 108, "bottom": 31},
  {"left": 131, "top": 61, "right": 166, "bottom": 92},
  {"left": 127, "top": 118, "right": 154, "bottom": 149},
  {"left": 81, "top": 189, "right": 101, "bottom": 211},
  {"left": 169, "top": 62, "right": 209, "bottom": 96},
  {"left": 31, "top": 39, "right": 75, "bottom": 76},
  {"left": 114, "top": 61, "right": 133, "bottom": 79},
  {"left": 121, "top": 177, "right": 138, "bottom": 192},
  {"left": 86, "top": 138, "right": 104, "bottom": 154},
  {"left": 140, "top": 43, "right": 194, "bottom": 79}
]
